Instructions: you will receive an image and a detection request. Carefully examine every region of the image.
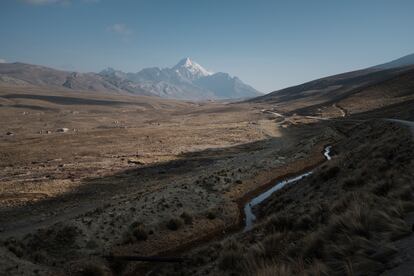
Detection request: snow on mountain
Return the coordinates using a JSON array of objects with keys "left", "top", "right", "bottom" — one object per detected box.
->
[
  {"left": 172, "top": 57, "right": 213, "bottom": 81},
  {"left": 195, "top": 72, "right": 261, "bottom": 99},
  {"left": 98, "top": 58, "right": 262, "bottom": 100}
]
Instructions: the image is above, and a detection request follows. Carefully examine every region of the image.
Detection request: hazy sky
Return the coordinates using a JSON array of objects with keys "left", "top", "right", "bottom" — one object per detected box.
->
[{"left": 1, "top": 0, "right": 414, "bottom": 92}]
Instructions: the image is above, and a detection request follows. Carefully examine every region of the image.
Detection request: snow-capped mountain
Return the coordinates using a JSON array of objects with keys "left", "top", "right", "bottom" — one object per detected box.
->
[
  {"left": 99, "top": 58, "right": 262, "bottom": 100},
  {"left": 172, "top": 57, "right": 213, "bottom": 81}
]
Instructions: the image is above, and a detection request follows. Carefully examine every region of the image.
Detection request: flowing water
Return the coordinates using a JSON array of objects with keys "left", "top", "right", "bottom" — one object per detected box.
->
[{"left": 244, "top": 146, "right": 332, "bottom": 232}]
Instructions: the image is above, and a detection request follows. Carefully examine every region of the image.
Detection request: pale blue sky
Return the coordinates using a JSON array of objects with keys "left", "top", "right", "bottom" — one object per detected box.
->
[{"left": 1, "top": 0, "right": 413, "bottom": 92}]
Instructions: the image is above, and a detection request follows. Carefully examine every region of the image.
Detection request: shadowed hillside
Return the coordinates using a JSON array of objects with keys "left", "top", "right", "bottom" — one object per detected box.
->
[{"left": 250, "top": 65, "right": 414, "bottom": 117}]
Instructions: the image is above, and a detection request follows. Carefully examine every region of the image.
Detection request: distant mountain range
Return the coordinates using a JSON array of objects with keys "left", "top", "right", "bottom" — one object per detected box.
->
[
  {"left": 99, "top": 58, "right": 261, "bottom": 100},
  {"left": 1, "top": 53, "right": 413, "bottom": 102},
  {"left": 0, "top": 58, "right": 262, "bottom": 101}
]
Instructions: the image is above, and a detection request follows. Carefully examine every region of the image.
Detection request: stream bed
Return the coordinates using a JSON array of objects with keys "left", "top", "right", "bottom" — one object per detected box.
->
[{"left": 244, "top": 146, "right": 332, "bottom": 231}]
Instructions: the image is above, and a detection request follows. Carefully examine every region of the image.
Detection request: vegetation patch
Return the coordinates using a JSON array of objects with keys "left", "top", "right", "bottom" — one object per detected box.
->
[{"left": 162, "top": 120, "right": 414, "bottom": 276}]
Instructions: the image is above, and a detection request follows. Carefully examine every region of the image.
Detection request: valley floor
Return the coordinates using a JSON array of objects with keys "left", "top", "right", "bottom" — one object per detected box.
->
[
  {"left": 0, "top": 85, "right": 413, "bottom": 276},
  {"left": 0, "top": 86, "right": 335, "bottom": 275}
]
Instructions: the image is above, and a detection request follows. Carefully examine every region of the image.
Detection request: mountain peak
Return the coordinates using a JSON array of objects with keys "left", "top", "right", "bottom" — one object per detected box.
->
[
  {"left": 173, "top": 57, "right": 212, "bottom": 79},
  {"left": 176, "top": 57, "right": 193, "bottom": 67}
]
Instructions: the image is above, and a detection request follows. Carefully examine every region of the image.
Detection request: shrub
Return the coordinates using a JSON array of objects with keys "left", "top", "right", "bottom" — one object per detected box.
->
[
  {"left": 180, "top": 211, "right": 193, "bottom": 225},
  {"left": 166, "top": 218, "right": 183, "bottom": 231},
  {"left": 206, "top": 210, "right": 216, "bottom": 220},
  {"left": 132, "top": 225, "right": 148, "bottom": 241}
]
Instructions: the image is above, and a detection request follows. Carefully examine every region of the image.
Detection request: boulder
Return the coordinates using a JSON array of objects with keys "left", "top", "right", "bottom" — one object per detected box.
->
[{"left": 56, "top": 128, "right": 69, "bottom": 133}]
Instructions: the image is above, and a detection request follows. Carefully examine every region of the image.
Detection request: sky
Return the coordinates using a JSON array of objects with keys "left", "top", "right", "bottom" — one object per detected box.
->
[{"left": 1, "top": 0, "right": 414, "bottom": 92}]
